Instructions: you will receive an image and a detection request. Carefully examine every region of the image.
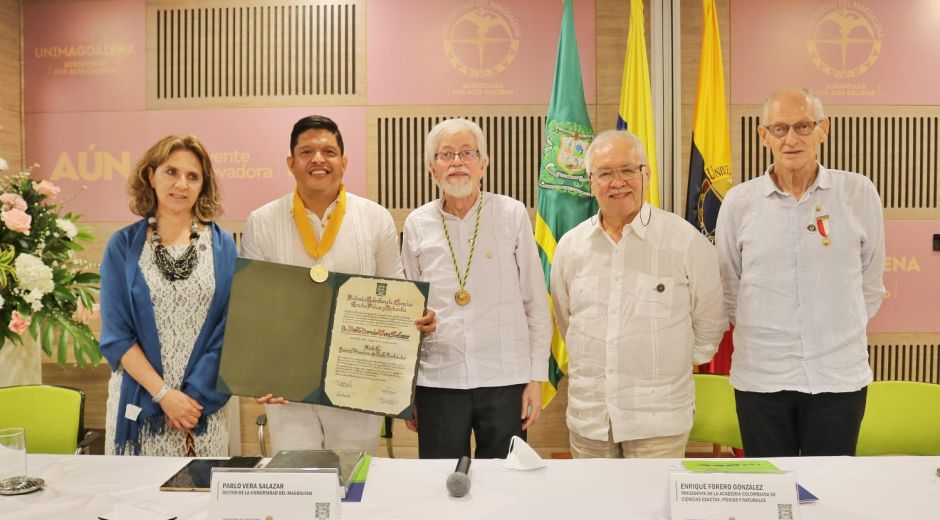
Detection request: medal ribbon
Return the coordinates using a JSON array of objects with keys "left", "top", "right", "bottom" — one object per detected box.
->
[
  {"left": 440, "top": 193, "right": 484, "bottom": 292},
  {"left": 816, "top": 215, "right": 829, "bottom": 237},
  {"left": 292, "top": 185, "right": 347, "bottom": 261}
]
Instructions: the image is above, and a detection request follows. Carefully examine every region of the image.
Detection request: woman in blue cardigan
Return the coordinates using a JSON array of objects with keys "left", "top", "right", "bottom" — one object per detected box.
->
[{"left": 100, "top": 135, "right": 236, "bottom": 456}]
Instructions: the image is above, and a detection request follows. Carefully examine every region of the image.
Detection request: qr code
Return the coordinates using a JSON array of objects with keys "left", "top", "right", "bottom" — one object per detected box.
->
[
  {"left": 777, "top": 503, "right": 793, "bottom": 520},
  {"left": 315, "top": 502, "right": 331, "bottom": 519}
]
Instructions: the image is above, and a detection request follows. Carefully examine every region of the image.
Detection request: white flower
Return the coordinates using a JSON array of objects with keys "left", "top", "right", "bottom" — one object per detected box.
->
[
  {"left": 56, "top": 218, "right": 78, "bottom": 239},
  {"left": 0, "top": 156, "right": 8, "bottom": 172},
  {"left": 0, "top": 294, "right": 5, "bottom": 308},
  {"left": 24, "top": 289, "right": 43, "bottom": 312},
  {"left": 14, "top": 253, "right": 55, "bottom": 295}
]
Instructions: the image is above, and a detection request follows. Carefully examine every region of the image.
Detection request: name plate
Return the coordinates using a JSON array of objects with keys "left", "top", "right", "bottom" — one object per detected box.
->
[
  {"left": 209, "top": 468, "right": 341, "bottom": 520},
  {"left": 669, "top": 471, "right": 801, "bottom": 520}
]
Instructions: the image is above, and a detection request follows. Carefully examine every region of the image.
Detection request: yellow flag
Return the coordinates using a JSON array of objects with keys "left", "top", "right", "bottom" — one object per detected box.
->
[{"left": 617, "top": 0, "right": 660, "bottom": 207}]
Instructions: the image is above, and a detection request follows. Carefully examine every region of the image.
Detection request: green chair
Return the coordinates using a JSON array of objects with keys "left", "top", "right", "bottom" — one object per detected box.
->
[
  {"left": 689, "top": 374, "right": 743, "bottom": 454},
  {"left": 0, "top": 384, "right": 97, "bottom": 454},
  {"left": 856, "top": 381, "right": 940, "bottom": 456}
]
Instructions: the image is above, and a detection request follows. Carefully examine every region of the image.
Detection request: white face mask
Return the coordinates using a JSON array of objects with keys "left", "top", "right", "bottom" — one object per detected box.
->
[{"left": 504, "top": 435, "right": 546, "bottom": 471}]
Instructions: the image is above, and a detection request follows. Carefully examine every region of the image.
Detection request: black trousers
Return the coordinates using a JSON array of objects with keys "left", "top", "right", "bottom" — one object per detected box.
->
[
  {"left": 415, "top": 384, "right": 526, "bottom": 459},
  {"left": 734, "top": 387, "right": 868, "bottom": 457}
]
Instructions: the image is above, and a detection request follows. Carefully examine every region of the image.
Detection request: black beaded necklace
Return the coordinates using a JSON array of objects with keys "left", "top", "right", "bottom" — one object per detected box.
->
[{"left": 148, "top": 216, "right": 200, "bottom": 281}]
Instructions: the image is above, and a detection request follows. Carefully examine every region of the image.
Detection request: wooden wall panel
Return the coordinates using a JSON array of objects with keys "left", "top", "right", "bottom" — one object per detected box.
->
[
  {"left": 0, "top": 1, "right": 22, "bottom": 172},
  {"left": 146, "top": 0, "right": 365, "bottom": 108},
  {"left": 868, "top": 334, "right": 940, "bottom": 384}
]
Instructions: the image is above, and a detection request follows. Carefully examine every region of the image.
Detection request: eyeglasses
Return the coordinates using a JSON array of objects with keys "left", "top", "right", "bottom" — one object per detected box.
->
[
  {"left": 434, "top": 150, "right": 481, "bottom": 163},
  {"left": 590, "top": 164, "right": 646, "bottom": 185},
  {"left": 763, "top": 120, "right": 824, "bottom": 139}
]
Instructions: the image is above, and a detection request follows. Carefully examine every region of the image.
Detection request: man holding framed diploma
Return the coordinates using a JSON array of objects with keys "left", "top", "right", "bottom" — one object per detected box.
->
[{"left": 234, "top": 116, "right": 435, "bottom": 454}]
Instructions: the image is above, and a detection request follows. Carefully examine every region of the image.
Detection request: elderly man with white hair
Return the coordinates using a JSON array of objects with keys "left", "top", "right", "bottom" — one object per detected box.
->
[
  {"left": 401, "top": 118, "right": 551, "bottom": 459},
  {"left": 550, "top": 129, "right": 726, "bottom": 458},
  {"left": 715, "top": 88, "right": 885, "bottom": 457}
]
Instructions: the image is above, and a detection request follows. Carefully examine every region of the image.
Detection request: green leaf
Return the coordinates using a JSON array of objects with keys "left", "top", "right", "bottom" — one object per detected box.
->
[
  {"left": 53, "top": 269, "right": 74, "bottom": 284},
  {"left": 56, "top": 325, "right": 67, "bottom": 366},
  {"left": 74, "top": 272, "right": 100, "bottom": 284},
  {"left": 78, "top": 289, "right": 94, "bottom": 309},
  {"left": 53, "top": 287, "right": 77, "bottom": 306},
  {"left": 41, "top": 319, "right": 54, "bottom": 357},
  {"left": 28, "top": 315, "right": 40, "bottom": 340}
]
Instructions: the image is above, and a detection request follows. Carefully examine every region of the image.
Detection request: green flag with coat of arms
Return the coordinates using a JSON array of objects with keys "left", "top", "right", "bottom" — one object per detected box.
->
[{"left": 534, "top": 0, "right": 596, "bottom": 407}]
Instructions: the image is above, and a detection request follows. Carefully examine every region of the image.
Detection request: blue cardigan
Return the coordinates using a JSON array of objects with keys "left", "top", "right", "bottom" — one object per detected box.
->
[{"left": 100, "top": 219, "right": 236, "bottom": 454}]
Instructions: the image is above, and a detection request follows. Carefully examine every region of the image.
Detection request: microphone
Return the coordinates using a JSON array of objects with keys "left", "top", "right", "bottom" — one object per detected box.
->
[{"left": 445, "top": 456, "right": 471, "bottom": 497}]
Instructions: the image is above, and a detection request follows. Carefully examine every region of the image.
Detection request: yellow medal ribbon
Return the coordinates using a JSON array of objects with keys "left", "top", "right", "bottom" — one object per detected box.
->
[{"left": 292, "top": 185, "right": 347, "bottom": 263}]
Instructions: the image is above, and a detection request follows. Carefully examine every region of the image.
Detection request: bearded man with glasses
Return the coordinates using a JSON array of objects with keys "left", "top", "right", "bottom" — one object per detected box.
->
[
  {"left": 715, "top": 88, "right": 886, "bottom": 457},
  {"left": 401, "top": 118, "right": 551, "bottom": 459},
  {"left": 550, "top": 129, "right": 727, "bottom": 458}
]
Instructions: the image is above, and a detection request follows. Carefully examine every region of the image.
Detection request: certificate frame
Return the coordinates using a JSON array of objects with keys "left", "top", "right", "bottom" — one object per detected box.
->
[{"left": 217, "top": 257, "right": 429, "bottom": 419}]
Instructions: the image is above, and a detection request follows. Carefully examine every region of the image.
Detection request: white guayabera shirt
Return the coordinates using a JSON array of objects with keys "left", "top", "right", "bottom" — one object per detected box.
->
[{"left": 551, "top": 204, "right": 727, "bottom": 443}]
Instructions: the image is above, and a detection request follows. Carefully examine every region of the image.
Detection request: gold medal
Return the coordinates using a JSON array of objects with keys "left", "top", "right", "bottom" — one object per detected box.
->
[
  {"left": 440, "top": 193, "right": 484, "bottom": 310},
  {"left": 455, "top": 289, "right": 471, "bottom": 306},
  {"left": 293, "top": 186, "right": 346, "bottom": 283},
  {"left": 822, "top": 237, "right": 831, "bottom": 247},
  {"left": 309, "top": 263, "right": 329, "bottom": 283}
]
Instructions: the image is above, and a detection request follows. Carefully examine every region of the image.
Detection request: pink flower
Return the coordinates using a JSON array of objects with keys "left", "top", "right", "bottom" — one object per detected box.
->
[
  {"left": 8, "top": 311, "right": 30, "bottom": 335},
  {"left": 1, "top": 209, "right": 31, "bottom": 234},
  {"left": 0, "top": 193, "right": 26, "bottom": 211},
  {"left": 32, "top": 180, "right": 60, "bottom": 199}
]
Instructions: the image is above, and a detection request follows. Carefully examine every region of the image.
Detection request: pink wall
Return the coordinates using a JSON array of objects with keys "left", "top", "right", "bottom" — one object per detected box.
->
[
  {"left": 22, "top": 0, "right": 597, "bottom": 223},
  {"left": 367, "top": 0, "right": 596, "bottom": 105},
  {"left": 868, "top": 221, "right": 940, "bottom": 333},
  {"left": 731, "top": 0, "right": 940, "bottom": 104},
  {"left": 24, "top": 0, "right": 145, "bottom": 113},
  {"left": 26, "top": 108, "right": 367, "bottom": 222}
]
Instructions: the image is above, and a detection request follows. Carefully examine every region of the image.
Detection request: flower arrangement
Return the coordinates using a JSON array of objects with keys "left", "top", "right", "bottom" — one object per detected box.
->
[{"left": 0, "top": 154, "right": 101, "bottom": 367}]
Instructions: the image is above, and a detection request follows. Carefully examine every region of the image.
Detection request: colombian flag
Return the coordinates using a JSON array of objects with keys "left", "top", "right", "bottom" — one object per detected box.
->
[{"left": 687, "top": 0, "right": 734, "bottom": 374}]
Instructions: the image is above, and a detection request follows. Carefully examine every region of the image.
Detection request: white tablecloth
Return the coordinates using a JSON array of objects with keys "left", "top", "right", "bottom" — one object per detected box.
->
[{"left": 2, "top": 454, "right": 939, "bottom": 519}]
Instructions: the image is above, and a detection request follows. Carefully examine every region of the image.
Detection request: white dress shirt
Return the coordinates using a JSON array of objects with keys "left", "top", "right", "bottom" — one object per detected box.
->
[
  {"left": 241, "top": 191, "right": 403, "bottom": 453},
  {"left": 402, "top": 192, "right": 551, "bottom": 389},
  {"left": 241, "top": 192, "right": 403, "bottom": 279},
  {"left": 715, "top": 165, "right": 885, "bottom": 394},
  {"left": 551, "top": 204, "right": 727, "bottom": 443}
]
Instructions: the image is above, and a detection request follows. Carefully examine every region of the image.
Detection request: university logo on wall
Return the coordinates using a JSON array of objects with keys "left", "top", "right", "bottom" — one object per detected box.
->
[
  {"left": 730, "top": 0, "right": 940, "bottom": 104},
  {"left": 443, "top": 0, "right": 522, "bottom": 88},
  {"left": 806, "top": 1, "right": 883, "bottom": 98},
  {"left": 367, "top": 0, "right": 595, "bottom": 105}
]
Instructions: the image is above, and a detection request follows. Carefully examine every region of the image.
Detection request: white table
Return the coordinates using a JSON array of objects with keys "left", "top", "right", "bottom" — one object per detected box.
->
[{"left": 2, "top": 454, "right": 939, "bottom": 519}]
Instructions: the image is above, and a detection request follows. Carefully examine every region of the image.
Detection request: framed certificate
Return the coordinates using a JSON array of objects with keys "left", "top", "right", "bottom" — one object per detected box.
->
[{"left": 217, "top": 258, "right": 429, "bottom": 419}]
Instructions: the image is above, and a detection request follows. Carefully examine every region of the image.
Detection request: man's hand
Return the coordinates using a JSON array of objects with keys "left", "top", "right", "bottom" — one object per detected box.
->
[
  {"left": 159, "top": 389, "right": 203, "bottom": 432},
  {"left": 521, "top": 381, "right": 542, "bottom": 430},
  {"left": 255, "top": 394, "right": 290, "bottom": 405},
  {"left": 414, "top": 308, "right": 436, "bottom": 335},
  {"left": 405, "top": 405, "right": 419, "bottom": 432}
]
